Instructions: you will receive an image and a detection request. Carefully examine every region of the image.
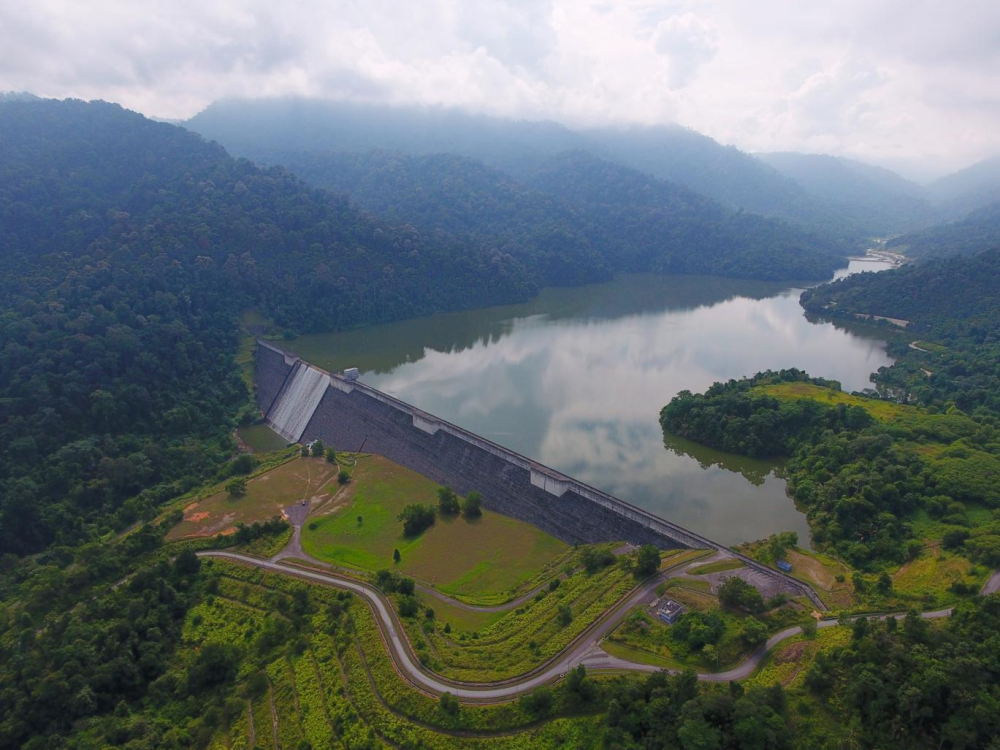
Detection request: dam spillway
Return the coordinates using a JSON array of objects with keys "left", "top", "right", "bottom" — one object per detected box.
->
[
  {"left": 255, "top": 339, "right": 824, "bottom": 607},
  {"left": 265, "top": 363, "right": 331, "bottom": 442}
]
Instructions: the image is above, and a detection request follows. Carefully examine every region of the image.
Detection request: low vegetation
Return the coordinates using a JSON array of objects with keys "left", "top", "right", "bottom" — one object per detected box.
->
[{"left": 301, "top": 454, "right": 568, "bottom": 601}]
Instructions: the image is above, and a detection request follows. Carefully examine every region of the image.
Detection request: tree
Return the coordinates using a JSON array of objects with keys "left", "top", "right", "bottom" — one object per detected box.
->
[
  {"left": 634, "top": 544, "right": 662, "bottom": 577},
  {"left": 437, "top": 486, "right": 460, "bottom": 515},
  {"left": 565, "top": 664, "right": 593, "bottom": 700},
  {"left": 718, "top": 577, "right": 765, "bottom": 612},
  {"left": 876, "top": 572, "right": 893, "bottom": 595},
  {"left": 226, "top": 477, "right": 247, "bottom": 497},
  {"left": 766, "top": 531, "right": 798, "bottom": 562},
  {"left": 519, "top": 687, "right": 553, "bottom": 716},
  {"left": 558, "top": 604, "right": 572, "bottom": 627},
  {"left": 741, "top": 617, "right": 768, "bottom": 646},
  {"left": 300, "top": 446, "right": 310, "bottom": 457},
  {"left": 231, "top": 453, "right": 257, "bottom": 475},
  {"left": 173, "top": 547, "right": 201, "bottom": 576},
  {"left": 425, "top": 607, "right": 435, "bottom": 620},
  {"left": 397, "top": 504, "right": 436, "bottom": 536},
  {"left": 439, "top": 692, "right": 459, "bottom": 716},
  {"left": 462, "top": 491, "right": 483, "bottom": 517},
  {"left": 393, "top": 548, "right": 401, "bottom": 564},
  {"left": 397, "top": 596, "right": 418, "bottom": 617},
  {"left": 357, "top": 515, "right": 363, "bottom": 525},
  {"left": 581, "top": 546, "right": 616, "bottom": 574},
  {"left": 337, "top": 470, "right": 350, "bottom": 485},
  {"left": 677, "top": 716, "right": 722, "bottom": 750},
  {"left": 801, "top": 618, "right": 818, "bottom": 639},
  {"left": 311, "top": 439, "right": 325, "bottom": 457}
]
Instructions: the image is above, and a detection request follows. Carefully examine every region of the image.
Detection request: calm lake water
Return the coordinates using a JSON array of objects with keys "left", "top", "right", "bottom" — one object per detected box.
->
[{"left": 284, "top": 260, "right": 895, "bottom": 546}]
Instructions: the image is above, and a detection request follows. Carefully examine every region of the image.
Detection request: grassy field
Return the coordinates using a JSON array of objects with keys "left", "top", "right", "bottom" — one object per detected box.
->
[
  {"left": 302, "top": 454, "right": 568, "bottom": 600},
  {"left": 688, "top": 559, "right": 745, "bottom": 576},
  {"left": 166, "top": 457, "right": 338, "bottom": 541}
]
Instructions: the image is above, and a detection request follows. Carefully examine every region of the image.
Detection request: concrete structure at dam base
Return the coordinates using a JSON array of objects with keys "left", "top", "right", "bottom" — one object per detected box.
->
[{"left": 256, "top": 340, "right": 824, "bottom": 609}]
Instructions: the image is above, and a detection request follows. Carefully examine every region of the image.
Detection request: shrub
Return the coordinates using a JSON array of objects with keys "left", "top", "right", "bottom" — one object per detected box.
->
[
  {"left": 581, "top": 547, "right": 616, "bottom": 574},
  {"left": 397, "top": 504, "right": 436, "bottom": 536},
  {"left": 397, "top": 596, "right": 419, "bottom": 617},
  {"left": 439, "top": 692, "right": 459, "bottom": 716},
  {"left": 462, "top": 491, "right": 483, "bottom": 517},
  {"left": 557, "top": 604, "right": 572, "bottom": 627},
  {"left": 337, "top": 470, "right": 350, "bottom": 485},
  {"left": 230, "top": 453, "right": 257, "bottom": 475},
  {"left": 519, "top": 687, "right": 553, "bottom": 716},
  {"left": 437, "top": 486, "right": 460, "bottom": 515},
  {"left": 225, "top": 477, "right": 247, "bottom": 497}
]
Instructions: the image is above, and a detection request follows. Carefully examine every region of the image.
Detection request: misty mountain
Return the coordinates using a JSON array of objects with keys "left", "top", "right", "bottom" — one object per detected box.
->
[
  {"left": 887, "top": 199, "right": 1000, "bottom": 260},
  {"left": 187, "top": 98, "right": 878, "bottom": 242},
  {"left": 757, "top": 152, "right": 934, "bottom": 234},
  {"left": 523, "top": 151, "right": 846, "bottom": 278},
  {"left": 187, "top": 98, "right": 585, "bottom": 173},
  {"left": 928, "top": 155, "right": 1000, "bottom": 218},
  {"left": 248, "top": 148, "right": 847, "bottom": 282},
  {"left": 0, "top": 98, "right": 539, "bottom": 332}
]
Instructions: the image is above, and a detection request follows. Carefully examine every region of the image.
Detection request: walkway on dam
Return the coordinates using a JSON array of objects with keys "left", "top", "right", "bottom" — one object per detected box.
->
[{"left": 197, "top": 548, "right": 1000, "bottom": 703}]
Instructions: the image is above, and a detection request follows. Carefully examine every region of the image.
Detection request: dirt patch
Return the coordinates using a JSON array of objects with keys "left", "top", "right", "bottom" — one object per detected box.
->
[
  {"left": 774, "top": 641, "right": 808, "bottom": 665},
  {"left": 166, "top": 457, "right": 338, "bottom": 540}
]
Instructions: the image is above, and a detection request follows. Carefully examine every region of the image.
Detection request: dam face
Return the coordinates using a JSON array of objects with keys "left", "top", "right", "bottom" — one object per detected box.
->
[{"left": 255, "top": 340, "right": 824, "bottom": 606}]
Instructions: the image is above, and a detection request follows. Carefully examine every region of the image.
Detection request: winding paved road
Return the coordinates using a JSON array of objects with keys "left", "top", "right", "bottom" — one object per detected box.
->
[{"left": 198, "top": 549, "right": 1000, "bottom": 702}]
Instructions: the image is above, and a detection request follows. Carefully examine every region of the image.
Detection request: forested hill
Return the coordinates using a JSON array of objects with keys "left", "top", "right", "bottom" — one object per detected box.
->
[
  {"left": 801, "top": 248, "right": 1000, "bottom": 415},
  {"left": 757, "top": 151, "right": 933, "bottom": 235},
  {"left": 0, "top": 99, "right": 535, "bottom": 331},
  {"left": 243, "top": 149, "right": 610, "bottom": 286},
  {"left": 524, "top": 151, "right": 847, "bottom": 278},
  {"left": 887, "top": 200, "right": 1000, "bottom": 260},
  {"left": 253, "top": 148, "right": 848, "bottom": 282},
  {"left": 0, "top": 98, "right": 536, "bottom": 556},
  {"left": 801, "top": 247, "right": 1000, "bottom": 330}
]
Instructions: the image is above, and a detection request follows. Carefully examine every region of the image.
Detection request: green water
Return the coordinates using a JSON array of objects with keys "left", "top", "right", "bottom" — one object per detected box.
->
[
  {"left": 237, "top": 423, "right": 289, "bottom": 452},
  {"left": 281, "top": 262, "right": 894, "bottom": 546}
]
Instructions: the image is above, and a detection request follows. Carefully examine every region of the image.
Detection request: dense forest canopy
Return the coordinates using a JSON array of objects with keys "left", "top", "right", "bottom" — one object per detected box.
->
[{"left": 258, "top": 148, "right": 850, "bottom": 283}]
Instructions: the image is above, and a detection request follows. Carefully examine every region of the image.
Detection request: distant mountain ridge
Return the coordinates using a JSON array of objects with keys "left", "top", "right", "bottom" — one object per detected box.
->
[
  {"left": 888, "top": 199, "right": 1000, "bottom": 260},
  {"left": 186, "top": 98, "right": 908, "bottom": 243},
  {"left": 254, "top": 147, "right": 848, "bottom": 282},
  {"left": 757, "top": 152, "right": 934, "bottom": 235}
]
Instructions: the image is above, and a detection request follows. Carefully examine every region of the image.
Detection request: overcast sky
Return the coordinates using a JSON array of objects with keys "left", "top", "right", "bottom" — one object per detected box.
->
[{"left": 3, "top": 0, "right": 999, "bottom": 180}]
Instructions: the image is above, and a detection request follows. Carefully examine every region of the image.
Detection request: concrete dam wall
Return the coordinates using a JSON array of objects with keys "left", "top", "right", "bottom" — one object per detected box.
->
[{"left": 255, "top": 340, "right": 823, "bottom": 607}]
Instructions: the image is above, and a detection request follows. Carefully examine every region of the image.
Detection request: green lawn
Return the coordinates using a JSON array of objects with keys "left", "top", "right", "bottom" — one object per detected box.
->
[
  {"left": 301, "top": 454, "right": 567, "bottom": 600},
  {"left": 688, "top": 559, "right": 745, "bottom": 575}
]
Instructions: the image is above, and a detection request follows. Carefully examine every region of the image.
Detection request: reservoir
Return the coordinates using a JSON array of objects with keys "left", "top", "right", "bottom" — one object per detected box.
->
[{"left": 281, "top": 260, "right": 894, "bottom": 546}]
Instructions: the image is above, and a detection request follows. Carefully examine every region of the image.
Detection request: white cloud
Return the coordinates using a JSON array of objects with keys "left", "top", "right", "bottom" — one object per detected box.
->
[{"left": 1, "top": 0, "right": 999, "bottom": 174}]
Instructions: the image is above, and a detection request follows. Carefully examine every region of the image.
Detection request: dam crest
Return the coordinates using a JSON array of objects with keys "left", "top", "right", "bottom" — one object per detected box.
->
[{"left": 256, "top": 339, "right": 823, "bottom": 608}]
